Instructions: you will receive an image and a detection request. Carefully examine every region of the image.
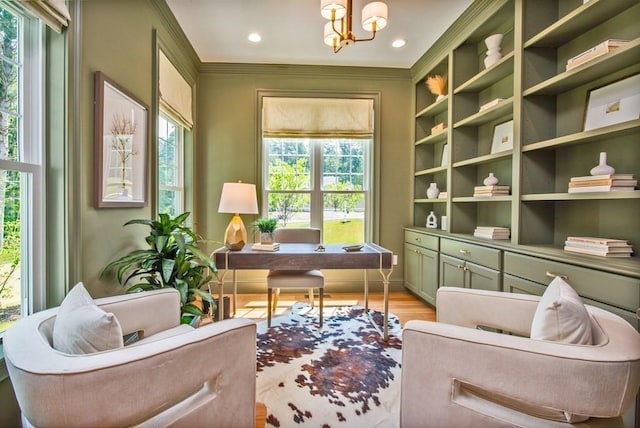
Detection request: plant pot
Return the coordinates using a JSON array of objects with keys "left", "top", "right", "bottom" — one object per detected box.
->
[{"left": 260, "top": 232, "right": 274, "bottom": 244}]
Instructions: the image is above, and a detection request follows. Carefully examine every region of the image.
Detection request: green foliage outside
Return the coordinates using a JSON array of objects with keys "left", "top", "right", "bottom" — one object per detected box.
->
[
  {"left": 268, "top": 158, "right": 309, "bottom": 226},
  {"left": 288, "top": 218, "right": 364, "bottom": 244},
  {"left": 0, "top": 220, "right": 20, "bottom": 332}
]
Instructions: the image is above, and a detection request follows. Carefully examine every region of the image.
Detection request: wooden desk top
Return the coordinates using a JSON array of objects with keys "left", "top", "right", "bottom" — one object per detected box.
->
[{"left": 213, "top": 243, "right": 393, "bottom": 270}]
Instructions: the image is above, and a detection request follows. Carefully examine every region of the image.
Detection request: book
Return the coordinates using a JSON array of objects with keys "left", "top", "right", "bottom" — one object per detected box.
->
[
  {"left": 564, "top": 240, "right": 633, "bottom": 251},
  {"left": 474, "top": 226, "right": 510, "bottom": 239},
  {"left": 431, "top": 122, "right": 447, "bottom": 134},
  {"left": 564, "top": 246, "right": 632, "bottom": 257},
  {"left": 565, "top": 39, "right": 628, "bottom": 70},
  {"left": 479, "top": 98, "right": 504, "bottom": 111},
  {"left": 473, "top": 185, "right": 511, "bottom": 191},
  {"left": 570, "top": 174, "right": 635, "bottom": 182},
  {"left": 568, "top": 179, "right": 637, "bottom": 187},
  {"left": 252, "top": 242, "right": 280, "bottom": 252},
  {"left": 568, "top": 186, "right": 636, "bottom": 193},
  {"left": 567, "top": 237, "right": 629, "bottom": 245},
  {"left": 438, "top": 191, "right": 448, "bottom": 199}
]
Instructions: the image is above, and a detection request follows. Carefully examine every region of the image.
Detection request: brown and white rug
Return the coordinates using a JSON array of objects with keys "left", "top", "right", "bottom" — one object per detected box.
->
[{"left": 256, "top": 302, "right": 403, "bottom": 428}]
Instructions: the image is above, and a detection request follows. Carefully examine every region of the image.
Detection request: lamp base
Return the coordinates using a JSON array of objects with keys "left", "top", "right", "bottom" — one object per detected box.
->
[{"left": 224, "top": 214, "right": 248, "bottom": 251}]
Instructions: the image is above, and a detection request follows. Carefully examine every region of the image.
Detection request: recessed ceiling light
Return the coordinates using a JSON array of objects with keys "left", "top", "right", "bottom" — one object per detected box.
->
[
  {"left": 248, "top": 33, "right": 262, "bottom": 43},
  {"left": 392, "top": 39, "right": 406, "bottom": 48}
]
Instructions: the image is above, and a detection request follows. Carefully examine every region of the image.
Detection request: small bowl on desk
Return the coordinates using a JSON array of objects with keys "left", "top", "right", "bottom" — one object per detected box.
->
[{"left": 342, "top": 244, "right": 364, "bottom": 252}]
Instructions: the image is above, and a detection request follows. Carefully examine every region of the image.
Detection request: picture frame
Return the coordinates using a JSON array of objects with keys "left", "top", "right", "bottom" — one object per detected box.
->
[
  {"left": 490, "top": 119, "right": 514, "bottom": 154},
  {"left": 440, "top": 144, "right": 449, "bottom": 166},
  {"left": 94, "top": 71, "right": 149, "bottom": 208},
  {"left": 583, "top": 73, "right": 640, "bottom": 131}
]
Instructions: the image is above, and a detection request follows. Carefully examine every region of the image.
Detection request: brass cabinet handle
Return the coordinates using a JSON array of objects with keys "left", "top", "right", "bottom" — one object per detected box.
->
[
  {"left": 546, "top": 271, "right": 568, "bottom": 280},
  {"left": 456, "top": 264, "right": 465, "bottom": 270},
  {"left": 459, "top": 249, "right": 470, "bottom": 255}
]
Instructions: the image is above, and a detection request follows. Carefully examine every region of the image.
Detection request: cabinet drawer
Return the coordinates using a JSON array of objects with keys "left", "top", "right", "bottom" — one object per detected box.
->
[
  {"left": 404, "top": 230, "right": 438, "bottom": 251},
  {"left": 440, "top": 238, "right": 501, "bottom": 270},
  {"left": 504, "top": 252, "right": 640, "bottom": 312}
]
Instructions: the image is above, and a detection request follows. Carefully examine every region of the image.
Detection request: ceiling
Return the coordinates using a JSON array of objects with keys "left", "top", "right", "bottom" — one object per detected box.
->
[{"left": 166, "top": 0, "right": 473, "bottom": 68}]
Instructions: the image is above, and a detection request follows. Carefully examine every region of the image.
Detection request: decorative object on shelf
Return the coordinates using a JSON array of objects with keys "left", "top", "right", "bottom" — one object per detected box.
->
[
  {"left": 566, "top": 39, "right": 628, "bottom": 71},
  {"left": 590, "top": 152, "right": 616, "bottom": 176},
  {"left": 483, "top": 33, "right": 503, "bottom": 68},
  {"left": 473, "top": 226, "right": 510, "bottom": 240},
  {"left": 568, "top": 173, "right": 636, "bottom": 193},
  {"left": 440, "top": 144, "right": 449, "bottom": 166},
  {"left": 431, "top": 122, "right": 447, "bottom": 134},
  {"left": 253, "top": 217, "right": 278, "bottom": 244},
  {"left": 441, "top": 215, "right": 448, "bottom": 231},
  {"left": 437, "top": 191, "right": 448, "bottom": 199},
  {"left": 426, "top": 74, "right": 447, "bottom": 102},
  {"left": 473, "top": 185, "right": 510, "bottom": 197},
  {"left": 564, "top": 236, "right": 633, "bottom": 258},
  {"left": 483, "top": 172, "right": 499, "bottom": 186},
  {"left": 490, "top": 120, "right": 514, "bottom": 154},
  {"left": 94, "top": 71, "right": 149, "bottom": 208},
  {"left": 218, "top": 181, "right": 259, "bottom": 251},
  {"left": 426, "top": 211, "right": 438, "bottom": 229},
  {"left": 583, "top": 73, "right": 640, "bottom": 131},
  {"left": 479, "top": 98, "right": 504, "bottom": 112},
  {"left": 426, "top": 182, "right": 440, "bottom": 199},
  {"left": 321, "top": 0, "right": 388, "bottom": 53}
]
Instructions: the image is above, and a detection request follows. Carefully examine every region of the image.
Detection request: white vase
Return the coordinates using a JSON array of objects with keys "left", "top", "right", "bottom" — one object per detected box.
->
[
  {"left": 484, "top": 34, "right": 503, "bottom": 68},
  {"left": 426, "top": 211, "right": 438, "bottom": 229},
  {"left": 590, "top": 152, "right": 615, "bottom": 176},
  {"left": 426, "top": 182, "right": 440, "bottom": 199},
  {"left": 436, "top": 94, "right": 446, "bottom": 102},
  {"left": 483, "top": 173, "right": 499, "bottom": 186}
]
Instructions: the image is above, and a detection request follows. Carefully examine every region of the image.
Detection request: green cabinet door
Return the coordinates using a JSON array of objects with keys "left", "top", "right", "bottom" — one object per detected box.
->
[
  {"left": 466, "top": 261, "right": 501, "bottom": 292},
  {"left": 404, "top": 243, "right": 421, "bottom": 294},
  {"left": 439, "top": 254, "right": 466, "bottom": 288},
  {"left": 419, "top": 247, "right": 438, "bottom": 306}
]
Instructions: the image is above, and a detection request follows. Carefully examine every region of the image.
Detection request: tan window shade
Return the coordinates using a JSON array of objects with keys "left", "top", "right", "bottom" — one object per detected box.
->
[
  {"left": 19, "top": 0, "right": 70, "bottom": 33},
  {"left": 159, "top": 51, "right": 193, "bottom": 128},
  {"left": 263, "top": 97, "right": 373, "bottom": 138}
]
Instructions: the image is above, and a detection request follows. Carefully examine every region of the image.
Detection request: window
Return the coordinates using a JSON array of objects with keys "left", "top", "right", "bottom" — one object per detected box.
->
[
  {"left": 0, "top": 5, "right": 44, "bottom": 334},
  {"left": 261, "top": 97, "right": 374, "bottom": 244},
  {"left": 157, "top": 112, "right": 184, "bottom": 216}
]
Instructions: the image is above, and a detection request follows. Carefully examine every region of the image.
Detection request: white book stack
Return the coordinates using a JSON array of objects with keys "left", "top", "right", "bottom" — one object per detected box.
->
[
  {"left": 567, "top": 174, "right": 637, "bottom": 193},
  {"left": 473, "top": 185, "right": 510, "bottom": 197},
  {"left": 565, "top": 39, "right": 628, "bottom": 71},
  {"left": 473, "top": 226, "right": 510, "bottom": 240},
  {"left": 564, "top": 237, "right": 633, "bottom": 258},
  {"left": 252, "top": 242, "right": 280, "bottom": 252}
]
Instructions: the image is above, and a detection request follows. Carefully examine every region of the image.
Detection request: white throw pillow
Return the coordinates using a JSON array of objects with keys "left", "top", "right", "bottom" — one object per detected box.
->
[
  {"left": 530, "top": 277, "right": 592, "bottom": 345},
  {"left": 52, "top": 282, "right": 124, "bottom": 354}
]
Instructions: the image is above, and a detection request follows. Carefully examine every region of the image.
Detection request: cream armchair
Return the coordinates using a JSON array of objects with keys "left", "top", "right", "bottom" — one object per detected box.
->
[
  {"left": 401, "top": 287, "right": 640, "bottom": 427},
  {"left": 3, "top": 288, "right": 257, "bottom": 428}
]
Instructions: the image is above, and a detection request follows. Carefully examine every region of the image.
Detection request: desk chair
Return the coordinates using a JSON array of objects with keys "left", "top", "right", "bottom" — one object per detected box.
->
[{"left": 267, "top": 227, "right": 324, "bottom": 327}]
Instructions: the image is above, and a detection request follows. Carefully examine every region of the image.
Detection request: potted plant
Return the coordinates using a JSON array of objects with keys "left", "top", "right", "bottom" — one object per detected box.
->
[
  {"left": 253, "top": 217, "right": 278, "bottom": 244},
  {"left": 101, "top": 212, "right": 216, "bottom": 324}
]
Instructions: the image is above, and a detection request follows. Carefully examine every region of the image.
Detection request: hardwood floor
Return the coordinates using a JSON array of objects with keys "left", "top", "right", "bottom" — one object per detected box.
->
[{"left": 233, "top": 289, "right": 436, "bottom": 325}]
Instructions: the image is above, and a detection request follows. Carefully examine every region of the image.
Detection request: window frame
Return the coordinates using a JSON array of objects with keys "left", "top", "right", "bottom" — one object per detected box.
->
[{"left": 157, "top": 110, "right": 185, "bottom": 216}]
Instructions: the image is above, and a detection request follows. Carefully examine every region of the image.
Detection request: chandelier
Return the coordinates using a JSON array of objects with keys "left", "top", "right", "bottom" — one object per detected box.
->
[{"left": 321, "top": 0, "right": 388, "bottom": 53}]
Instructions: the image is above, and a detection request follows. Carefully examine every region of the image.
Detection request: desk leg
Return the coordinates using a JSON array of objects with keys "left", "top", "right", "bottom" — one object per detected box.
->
[
  {"left": 364, "top": 270, "right": 369, "bottom": 312},
  {"left": 378, "top": 268, "right": 393, "bottom": 341},
  {"left": 232, "top": 270, "right": 237, "bottom": 317},
  {"left": 214, "top": 270, "right": 228, "bottom": 322}
]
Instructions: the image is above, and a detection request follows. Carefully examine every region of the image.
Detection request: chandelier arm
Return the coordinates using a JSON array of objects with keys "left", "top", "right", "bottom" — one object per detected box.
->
[{"left": 331, "top": 18, "right": 343, "bottom": 39}]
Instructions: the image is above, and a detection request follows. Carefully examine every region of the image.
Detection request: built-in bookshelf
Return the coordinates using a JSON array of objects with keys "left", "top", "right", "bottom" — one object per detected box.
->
[{"left": 410, "top": 0, "right": 640, "bottom": 262}]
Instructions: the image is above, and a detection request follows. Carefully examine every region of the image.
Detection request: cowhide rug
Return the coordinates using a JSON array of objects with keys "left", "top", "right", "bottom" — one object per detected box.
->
[{"left": 256, "top": 302, "right": 403, "bottom": 428}]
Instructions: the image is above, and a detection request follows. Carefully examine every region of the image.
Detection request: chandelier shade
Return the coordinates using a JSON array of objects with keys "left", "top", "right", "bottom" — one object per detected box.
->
[
  {"left": 361, "top": 2, "right": 387, "bottom": 32},
  {"left": 320, "top": 0, "right": 388, "bottom": 53},
  {"left": 320, "top": 0, "right": 346, "bottom": 20}
]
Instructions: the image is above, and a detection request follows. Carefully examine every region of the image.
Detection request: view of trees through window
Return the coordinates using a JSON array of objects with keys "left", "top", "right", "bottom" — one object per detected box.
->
[
  {"left": 265, "top": 138, "right": 368, "bottom": 243},
  {"left": 158, "top": 113, "right": 184, "bottom": 216},
  {"left": 0, "top": 7, "right": 22, "bottom": 333}
]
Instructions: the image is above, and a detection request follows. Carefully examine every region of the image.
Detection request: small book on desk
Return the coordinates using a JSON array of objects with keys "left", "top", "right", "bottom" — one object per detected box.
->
[{"left": 252, "top": 242, "right": 280, "bottom": 252}]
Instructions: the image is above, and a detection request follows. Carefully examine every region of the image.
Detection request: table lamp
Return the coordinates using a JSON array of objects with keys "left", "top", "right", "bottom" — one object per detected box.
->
[{"left": 218, "top": 181, "right": 259, "bottom": 250}]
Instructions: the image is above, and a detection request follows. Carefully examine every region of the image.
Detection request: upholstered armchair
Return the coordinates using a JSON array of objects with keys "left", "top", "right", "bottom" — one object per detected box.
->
[
  {"left": 401, "top": 287, "right": 640, "bottom": 427},
  {"left": 3, "top": 287, "right": 257, "bottom": 428}
]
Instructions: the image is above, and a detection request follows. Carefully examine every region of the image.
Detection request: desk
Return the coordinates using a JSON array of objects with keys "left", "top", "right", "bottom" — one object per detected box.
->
[{"left": 212, "top": 243, "right": 394, "bottom": 340}]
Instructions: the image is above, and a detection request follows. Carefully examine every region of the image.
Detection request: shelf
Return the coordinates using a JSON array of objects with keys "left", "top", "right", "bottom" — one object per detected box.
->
[
  {"left": 414, "top": 198, "right": 447, "bottom": 204},
  {"left": 416, "top": 96, "right": 448, "bottom": 118},
  {"left": 523, "top": 38, "right": 640, "bottom": 96},
  {"left": 453, "top": 150, "right": 512, "bottom": 168},
  {"left": 453, "top": 196, "right": 513, "bottom": 203},
  {"left": 524, "top": 0, "right": 638, "bottom": 48},
  {"left": 415, "top": 130, "right": 448, "bottom": 146},
  {"left": 453, "top": 97, "right": 513, "bottom": 128},
  {"left": 523, "top": 119, "right": 640, "bottom": 152},
  {"left": 454, "top": 52, "right": 514, "bottom": 94},
  {"left": 415, "top": 165, "right": 447, "bottom": 176},
  {"left": 521, "top": 191, "right": 640, "bottom": 201}
]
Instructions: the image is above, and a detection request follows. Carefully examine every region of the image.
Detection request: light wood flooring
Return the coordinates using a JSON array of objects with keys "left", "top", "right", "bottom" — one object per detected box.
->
[{"left": 233, "top": 289, "right": 436, "bottom": 325}]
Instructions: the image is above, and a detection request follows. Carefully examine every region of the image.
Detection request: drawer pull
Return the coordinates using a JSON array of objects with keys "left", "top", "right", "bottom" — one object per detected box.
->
[
  {"left": 459, "top": 249, "right": 470, "bottom": 255},
  {"left": 456, "top": 264, "right": 465, "bottom": 270},
  {"left": 546, "top": 271, "right": 568, "bottom": 280}
]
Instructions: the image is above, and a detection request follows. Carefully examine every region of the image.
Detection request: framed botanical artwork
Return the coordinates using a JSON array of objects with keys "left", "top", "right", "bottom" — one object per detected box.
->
[
  {"left": 94, "top": 71, "right": 149, "bottom": 208},
  {"left": 490, "top": 119, "right": 514, "bottom": 154},
  {"left": 583, "top": 73, "right": 640, "bottom": 131}
]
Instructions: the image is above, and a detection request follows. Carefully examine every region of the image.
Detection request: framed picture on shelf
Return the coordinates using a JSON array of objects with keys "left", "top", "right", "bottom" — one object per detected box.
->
[
  {"left": 94, "top": 71, "right": 149, "bottom": 208},
  {"left": 583, "top": 73, "right": 640, "bottom": 131},
  {"left": 441, "top": 144, "right": 449, "bottom": 166},
  {"left": 490, "top": 120, "right": 514, "bottom": 154}
]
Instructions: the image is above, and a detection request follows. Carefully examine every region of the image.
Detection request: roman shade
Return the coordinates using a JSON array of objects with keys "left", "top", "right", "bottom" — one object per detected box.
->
[
  {"left": 159, "top": 51, "right": 193, "bottom": 128},
  {"left": 263, "top": 97, "right": 373, "bottom": 138},
  {"left": 19, "top": 0, "right": 70, "bottom": 33}
]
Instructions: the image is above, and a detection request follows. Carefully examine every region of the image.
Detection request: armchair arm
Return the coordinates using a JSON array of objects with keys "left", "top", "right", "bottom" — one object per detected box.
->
[
  {"left": 436, "top": 287, "right": 540, "bottom": 336},
  {"left": 401, "top": 320, "right": 640, "bottom": 427}
]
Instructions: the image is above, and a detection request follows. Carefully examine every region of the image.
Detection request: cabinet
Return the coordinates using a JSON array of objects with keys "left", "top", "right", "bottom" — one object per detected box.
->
[
  {"left": 410, "top": 0, "right": 640, "bottom": 267},
  {"left": 404, "top": 231, "right": 439, "bottom": 305},
  {"left": 439, "top": 238, "right": 501, "bottom": 291}
]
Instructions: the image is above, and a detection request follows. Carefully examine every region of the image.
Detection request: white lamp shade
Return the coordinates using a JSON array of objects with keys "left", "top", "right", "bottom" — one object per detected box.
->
[
  {"left": 218, "top": 182, "right": 259, "bottom": 214},
  {"left": 321, "top": 0, "right": 346, "bottom": 20},
  {"left": 324, "top": 21, "right": 340, "bottom": 46},
  {"left": 362, "top": 2, "right": 387, "bottom": 32}
]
